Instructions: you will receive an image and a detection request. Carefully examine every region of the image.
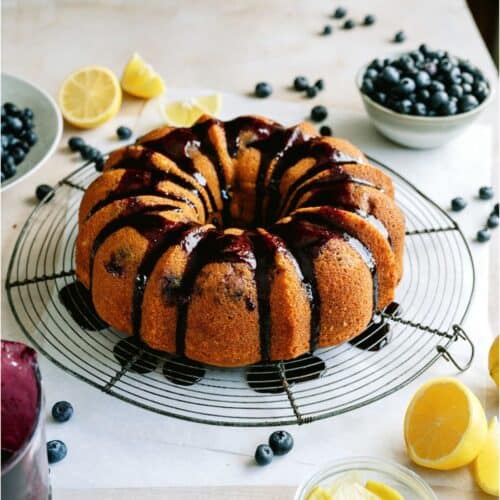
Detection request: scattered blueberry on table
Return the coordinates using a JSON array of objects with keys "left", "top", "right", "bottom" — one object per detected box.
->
[
  {"left": 68, "top": 136, "right": 85, "bottom": 152},
  {"left": 320, "top": 125, "right": 332, "bottom": 136},
  {"left": 52, "top": 401, "right": 74, "bottom": 423},
  {"left": 393, "top": 31, "right": 406, "bottom": 43},
  {"left": 255, "top": 82, "right": 273, "bottom": 98},
  {"left": 493, "top": 203, "right": 499, "bottom": 217},
  {"left": 1, "top": 102, "right": 38, "bottom": 183},
  {"left": 255, "top": 444, "right": 274, "bottom": 466},
  {"left": 487, "top": 214, "right": 499, "bottom": 229},
  {"left": 363, "top": 14, "right": 376, "bottom": 26},
  {"left": 310, "top": 105, "right": 328, "bottom": 122},
  {"left": 306, "top": 86, "right": 318, "bottom": 98},
  {"left": 269, "top": 430, "right": 294, "bottom": 456},
  {"left": 322, "top": 24, "right": 332, "bottom": 36},
  {"left": 47, "top": 440, "right": 67, "bottom": 464},
  {"left": 35, "top": 184, "right": 55, "bottom": 203},
  {"left": 451, "top": 197, "right": 467, "bottom": 212},
  {"left": 332, "top": 7, "right": 347, "bottom": 19},
  {"left": 293, "top": 76, "right": 309, "bottom": 91},
  {"left": 343, "top": 19, "right": 355, "bottom": 30},
  {"left": 314, "top": 79, "right": 325, "bottom": 91},
  {"left": 479, "top": 186, "right": 494, "bottom": 200},
  {"left": 117, "top": 126, "right": 133, "bottom": 140},
  {"left": 360, "top": 46, "right": 490, "bottom": 117},
  {"left": 477, "top": 228, "right": 491, "bottom": 243}
]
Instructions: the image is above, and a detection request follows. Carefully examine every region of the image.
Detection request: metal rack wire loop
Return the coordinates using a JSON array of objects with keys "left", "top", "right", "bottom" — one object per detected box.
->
[{"left": 5, "top": 155, "right": 475, "bottom": 426}]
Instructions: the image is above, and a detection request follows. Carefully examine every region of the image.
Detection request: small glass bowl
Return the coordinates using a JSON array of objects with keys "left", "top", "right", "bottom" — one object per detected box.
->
[{"left": 294, "top": 456, "right": 437, "bottom": 500}]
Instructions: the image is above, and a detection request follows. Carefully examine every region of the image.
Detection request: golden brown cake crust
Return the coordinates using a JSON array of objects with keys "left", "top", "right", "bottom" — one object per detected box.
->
[{"left": 75, "top": 115, "right": 405, "bottom": 367}]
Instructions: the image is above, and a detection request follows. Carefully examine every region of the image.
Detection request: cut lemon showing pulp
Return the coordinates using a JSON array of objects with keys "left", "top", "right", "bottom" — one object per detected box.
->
[
  {"left": 365, "top": 480, "right": 403, "bottom": 500},
  {"left": 121, "top": 53, "right": 165, "bottom": 99},
  {"left": 59, "top": 66, "right": 122, "bottom": 129},
  {"left": 162, "top": 94, "right": 222, "bottom": 127},
  {"left": 472, "top": 417, "right": 499, "bottom": 496},
  {"left": 404, "top": 378, "right": 487, "bottom": 470}
]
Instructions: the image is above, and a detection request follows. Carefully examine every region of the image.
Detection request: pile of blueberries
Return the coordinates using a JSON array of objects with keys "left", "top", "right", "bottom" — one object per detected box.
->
[
  {"left": 254, "top": 430, "right": 294, "bottom": 466},
  {"left": 47, "top": 400, "right": 74, "bottom": 464},
  {"left": 1, "top": 102, "right": 38, "bottom": 183},
  {"left": 360, "top": 45, "right": 490, "bottom": 116}
]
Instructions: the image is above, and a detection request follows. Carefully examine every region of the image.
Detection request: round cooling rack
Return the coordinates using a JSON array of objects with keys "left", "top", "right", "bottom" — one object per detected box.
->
[{"left": 6, "top": 155, "right": 475, "bottom": 426}]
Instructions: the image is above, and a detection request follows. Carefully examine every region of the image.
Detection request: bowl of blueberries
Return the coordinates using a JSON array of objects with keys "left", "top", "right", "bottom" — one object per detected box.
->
[
  {"left": 1, "top": 73, "right": 63, "bottom": 190},
  {"left": 357, "top": 44, "right": 493, "bottom": 149}
]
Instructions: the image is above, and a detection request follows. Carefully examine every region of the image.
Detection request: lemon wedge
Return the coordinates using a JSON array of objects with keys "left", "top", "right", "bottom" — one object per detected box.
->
[
  {"left": 404, "top": 378, "right": 488, "bottom": 470},
  {"left": 306, "top": 485, "right": 331, "bottom": 500},
  {"left": 121, "top": 53, "right": 165, "bottom": 99},
  {"left": 58, "top": 66, "right": 122, "bottom": 129},
  {"left": 488, "top": 336, "right": 499, "bottom": 387},
  {"left": 365, "top": 480, "right": 403, "bottom": 500},
  {"left": 162, "top": 94, "right": 222, "bottom": 127},
  {"left": 473, "top": 417, "right": 499, "bottom": 496}
]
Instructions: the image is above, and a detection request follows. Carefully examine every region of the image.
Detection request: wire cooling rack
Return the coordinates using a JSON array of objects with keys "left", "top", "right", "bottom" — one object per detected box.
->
[{"left": 5, "top": 155, "right": 475, "bottom": 426}]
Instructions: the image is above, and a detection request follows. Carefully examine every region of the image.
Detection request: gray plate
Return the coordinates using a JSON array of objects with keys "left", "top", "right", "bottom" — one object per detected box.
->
[{"left": 2, "top": 73, "right": 63, "bottom": 190}]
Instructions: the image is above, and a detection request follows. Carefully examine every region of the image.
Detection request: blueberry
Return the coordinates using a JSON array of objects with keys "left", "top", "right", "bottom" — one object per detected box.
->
[
  {"left": 417, "top": 89, "right": 430, "bottom": 101},
  {"left": 314, "top": 79, "right": 325, "bottom": 91},
  {"left": 365, "top": 68, "right": 378, "bottom": 80},
  {"left": 487, "top": 214, "right": 499, "bottom": 229},
  {"left": 372, "top": 92, "right": 387, "bottom": 105},
  {"left": 310, "top": 105, "right": 328, "bottom": 122},
  {"left": 461, "top": 83, "right": 473, "bottom": 94},
  {"left": 427, "top": 110, "right": 437, "bottom": 117},
  {"left": 293, "top": 76, "right": 309, "bottom": 91},
  {"left": 269, "top": 430, "right": 294, "bottom": 456},
  {"left": 1, "top": 134, "right": 11, "bottom": 148},
  {"left": 393, "top": 31, "right": 406, "bottom": 43},
  {"left": 439, "top": 58, "right": 453, "bottom": 73},
  {"left": 47, "top": 440, "right": 67, "bottom": 464},
  {"left": 79, "top": 145, "right": 93, "bottom": 160},
  {"left": 429, "top": 80, "right": 445, "bottom": 93},
  {"left": 413, "top": 102, "right": 427, "bottom": 116},
  {"left": 2, "top": 156, "right": 16, "bottom": 178},
  {"left": 6, "top": 116, "right": 24, "bottom": 134},
  {"left": 23, "top": 108, "right": 34, "bottom": 120},
  {"left": 361, "top": 78, "right": 375, "bottom": 94},
  {"left": 369, "top": 58, "right": 385, "bottom": 71},
  {"left": 11, "top": 146, "right": 25, "bottom": 165},
  {"left": 68, "top": 136, "right": 85, "bottom": 152},
  {"left": 493, "top": 203, "right": 499, "bottom": 217},
  {"left": 95, "top": 155, "right": 105, "bottom": 172},
  {"left": 474, "top": 82, "right": 489, "bottom": 102},
  {"left": 363, "top": 14, "right": 376, "bottom": 26},
  {"left": 1, "top": 171, "right": 4, "bottom": 182},
  {"left": 333, "top": 7, "right": 347, "bottom": 19},
  {"left": 52, "top": 401, "right": 74, "bottom": 423},
  {"left": 451, "top": 197, "right": 467, "bottom": 211},
  {"left": 117, "top": 126, "right": 133, "bottom": 140},
  {"left": 429, "top": 91, "right": 449, "bottom": 110},
  {"left": 458, "top": 94, "right": 479, "bottom": 113},
  {"left": 396, "top": 77, "right": 416, "bottom": 95},
  {"left": 419, "top": 43, "right": 430, "bottom": 55},
  {"left": 255, "top": 82, "right": 273, "bottom": 98},
  {"left": 3, "top": 102, "right": 19, "bottom": 116},
  {"left": 255, "top": 444, "right": 273, "bottom": 466},
  {"left": 395, "top": 99, "right": 412, "bottom": 114},
  {"left": 381, "top": 66, "right": 400, "bottom": 85},
  {"left": 479, "top": 186, "right": 494, "bottom": 200},
  {"left": 415, "top": 71, "right": 431, "bottom": 88},
  {"left": 322, "top": 25, "right": 332, "bottom": 36},
  {"left": 446, "top": 67, "right": 462, "bottom": 85},
  {"left": 449, "top": 84, "right": 463, "bottom": 98},
  {"left": 24, "top": 130, "right": 38, "bottom": 146},
  {"left": 19, "top": 141, "right": 31, "bottom": 153},
  {"left": 423, "top": 62, "right": 438, "bottom": 76},
  {"left": 462, "top": 71, "right": 474, "bottom": 85},
  {"left": 459, "top": 60, "right": 475, "bottom": 73},
  {"left": 35, "top": 184, "right": 55, "bottom": 202},
  {"left": 440, "top": 99, "right": 458, "bottom": 116},
  {"left": 343, "top": 19, "right": 355, "bottom": 30},
  {"left": 306, "top": 86, "right": 318, "bottom": 98},
  {"left": 477, "top": 228, "right": 491, "bottom": 243},
  {"left": 410, "top": 50, "right": 424, "bottom": 63},
  {"left": 319, "top": 125, "right": 332, "bottom": 136}
]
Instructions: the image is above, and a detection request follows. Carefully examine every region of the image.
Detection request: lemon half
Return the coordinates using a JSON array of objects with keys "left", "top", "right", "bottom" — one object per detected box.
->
[
  {"left": 121, "top": 53, "right": 165, "bottom": 99},
  {"left": 404, "top": 378, "right": 488, "bottom": 470},
  {"left": 162, "top": 94, "right": 222, "bottom": 127},
  {"left": 58, "top": 66, "right": 122, "bottom": 129},
  {"left": 473, "top": 417, "right": 499, "bottom": 496}
]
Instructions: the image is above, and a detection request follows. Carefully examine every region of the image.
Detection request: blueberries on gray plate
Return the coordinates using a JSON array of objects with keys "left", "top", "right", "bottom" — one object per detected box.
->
[
  {"left": 255, "top": 444, "right": 273, "bottom": 466},
  {"left": 479, "top": 186, "right": 494, "bottom": 200},
  {"left": 47, "top": 440, "right": 67, "bottom": 464},
  {"left": 269, "top": 430, "right": 294, "bottom": 456},
  {"left": 451, "top": 197, "right": 467, "bottom": 211},
  {"left": 52, "top": 401, "right": 74, "bottom": 423},
  {"left": 477, "top": 228, "right": 491, "bottom": 243},
  {"left": 255, "top": 82, "right": 273, "bottom": 98}
]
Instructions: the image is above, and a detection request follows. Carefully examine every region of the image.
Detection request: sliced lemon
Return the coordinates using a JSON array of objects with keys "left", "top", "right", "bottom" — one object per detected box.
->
[
  {"left": 58, "top": 66, "right": 122, "bottom": 129},
  {"left": 306, "top": 485, "right": 331, "bottom": 500},
  {"left": 195, "top": 93, "right": 222, "bottom": 115},
  {"left": 488, "top": 336, "right": 499, "bottom": 387},
  {"left": 404, "top": 378, "right": 488, "bottom": 470},
  {"left": 121, "top": 52, "right": 165, "bottom": 99},
  {"left": 365, "top": 480, "right": 403, "bottom": 500},
  {"left": 472, "top": 417, "right": 499, "bottom": 496},
  {"left": 330, "top": 483, "right": 379, "bottom": 500},
  {"left": 162, "top": 94, "right": 222, "bottom": 127}
]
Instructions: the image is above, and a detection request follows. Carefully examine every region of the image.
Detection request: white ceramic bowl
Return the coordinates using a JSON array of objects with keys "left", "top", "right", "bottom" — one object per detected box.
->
[
  {"left": 295, "top": 456, "right": 437, "bottom": 500},
  {"left": 356, "top": 60, "right": 493, "bottom": 149},
  {"left": 2, "top": 73, "right": 63, "bottom": 190}
]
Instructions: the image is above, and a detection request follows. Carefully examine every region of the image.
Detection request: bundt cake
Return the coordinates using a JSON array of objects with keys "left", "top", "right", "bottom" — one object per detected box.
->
[{"left": 75, "top": 115, "right": 405, "bottom": 367}]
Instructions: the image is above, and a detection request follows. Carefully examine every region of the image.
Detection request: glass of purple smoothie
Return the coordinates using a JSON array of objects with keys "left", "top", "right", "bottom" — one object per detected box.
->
[{"left": 1, "top": 340, "right": 50, "bottom": 500}]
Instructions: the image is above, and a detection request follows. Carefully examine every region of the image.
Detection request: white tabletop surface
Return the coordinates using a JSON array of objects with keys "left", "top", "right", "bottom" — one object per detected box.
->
[{"left": 2, "top": 1, "right": 499, "bottom": 499}]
